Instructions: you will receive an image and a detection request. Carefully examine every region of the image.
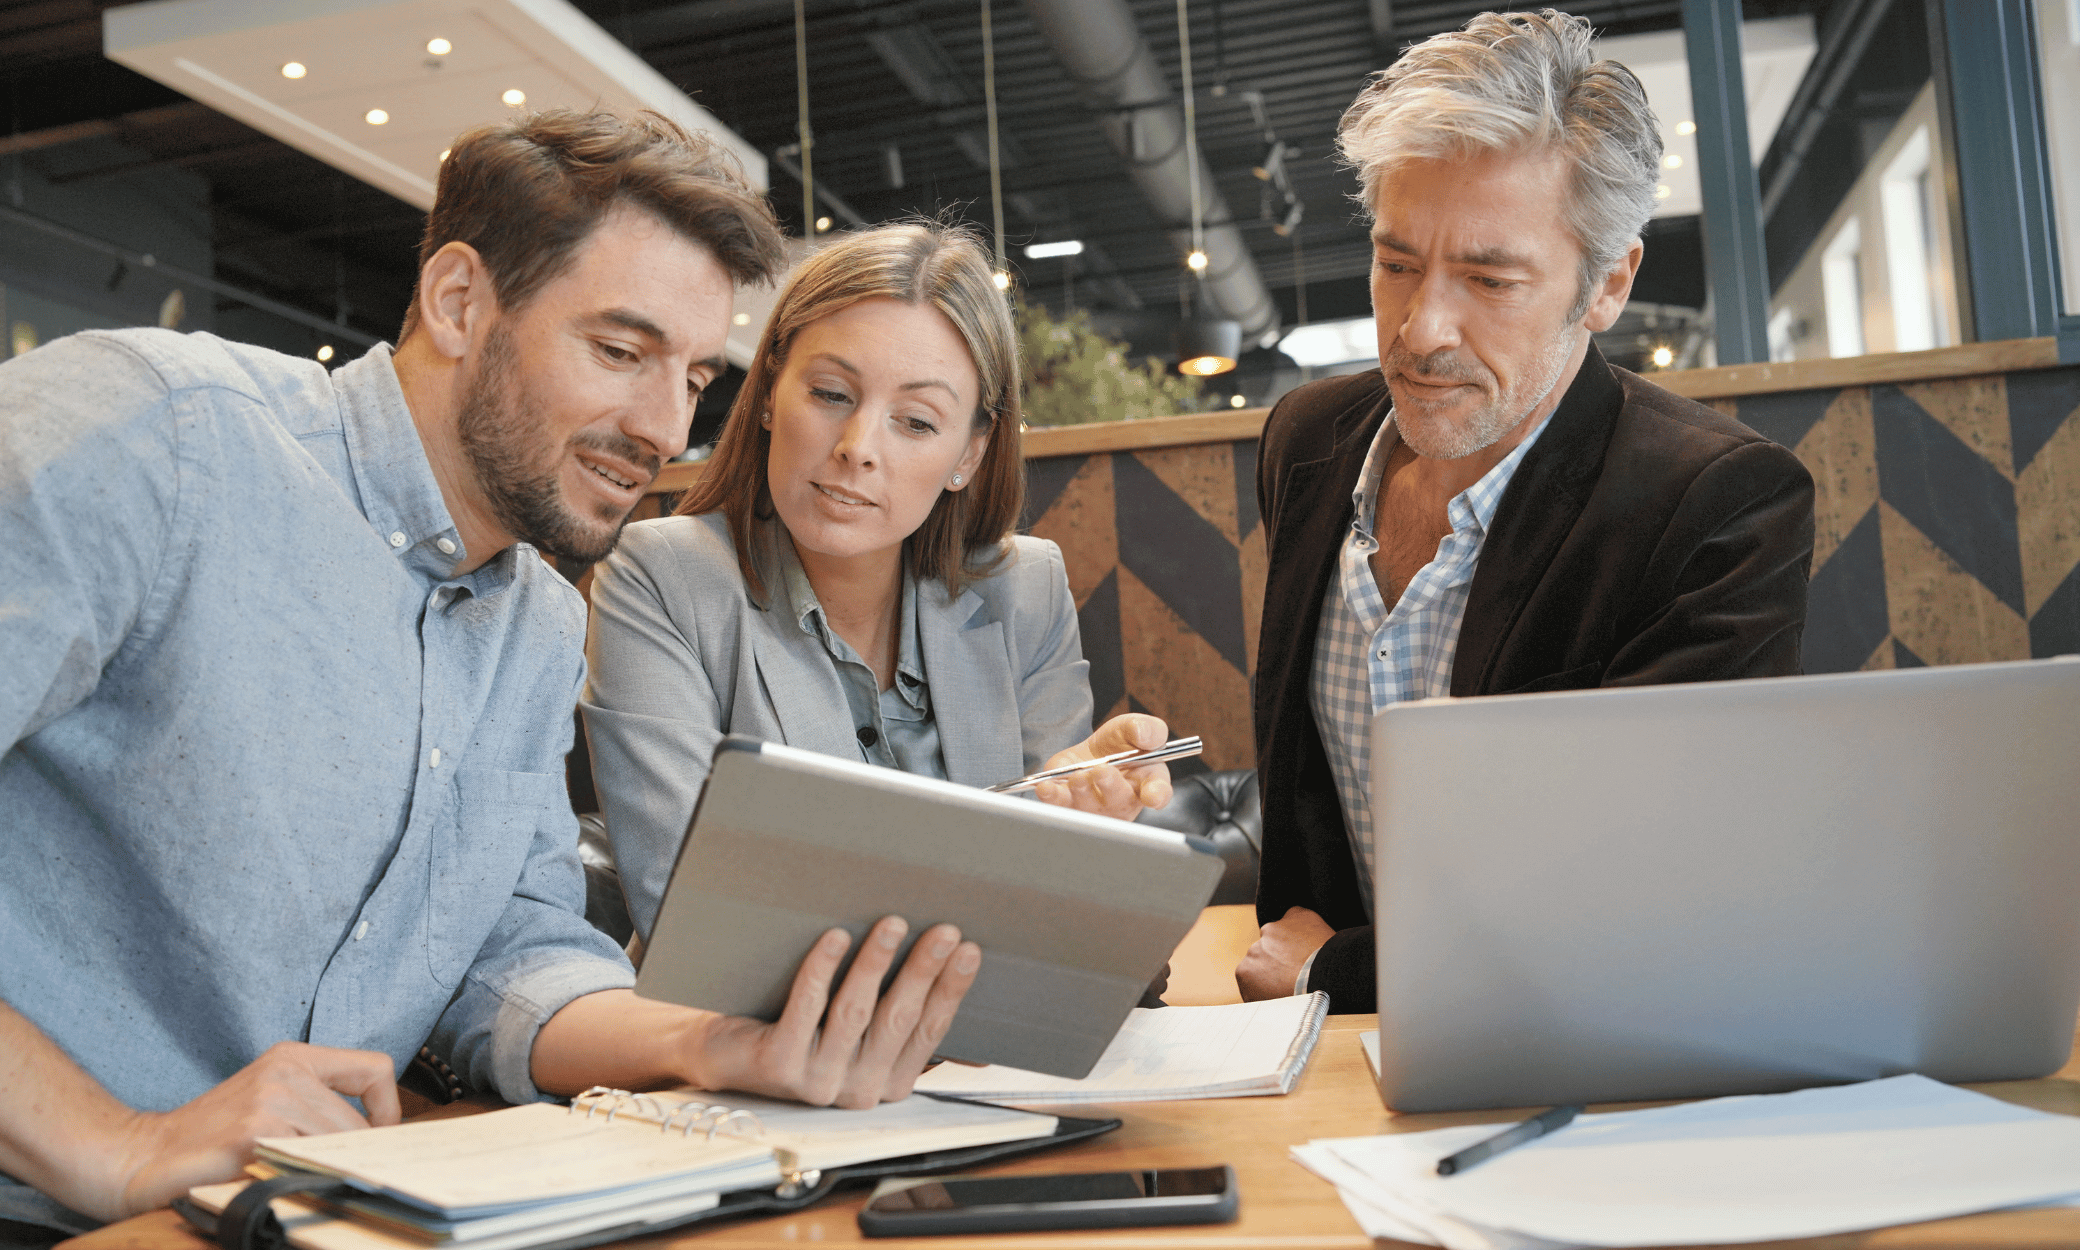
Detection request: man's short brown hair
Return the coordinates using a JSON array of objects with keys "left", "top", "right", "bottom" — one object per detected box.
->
[{"left": 400, "top": 109, "right": 785, "bottom": 338}]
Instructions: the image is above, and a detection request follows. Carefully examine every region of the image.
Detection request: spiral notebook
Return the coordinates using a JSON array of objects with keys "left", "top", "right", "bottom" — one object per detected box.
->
[{"left": 181, "top": 1087, "right": 1113, "bottom": 1250}]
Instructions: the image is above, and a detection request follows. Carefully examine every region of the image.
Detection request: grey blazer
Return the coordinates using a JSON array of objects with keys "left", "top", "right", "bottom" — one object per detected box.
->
[{"left": 582, "top": 511, "right": 1095, "bottom": 938}]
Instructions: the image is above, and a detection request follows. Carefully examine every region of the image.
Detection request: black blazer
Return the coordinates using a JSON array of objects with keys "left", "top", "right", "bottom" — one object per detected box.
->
[{"left": 1252, "top": 347, "right": 1816, "bottom": 1010}]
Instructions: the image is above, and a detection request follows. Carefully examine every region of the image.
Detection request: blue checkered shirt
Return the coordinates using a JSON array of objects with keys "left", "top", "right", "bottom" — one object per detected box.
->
[{"left": 1309, "top": 411, "right": 1550, "bottom": 912}]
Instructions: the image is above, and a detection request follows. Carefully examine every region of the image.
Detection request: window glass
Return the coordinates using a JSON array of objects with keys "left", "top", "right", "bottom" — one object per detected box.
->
[
  {"left": 2038, "top": 0, "right": 2080, "bottom": 316},
  {"left": 1731, "top": 5, "right": 1974, "bottom": 360}
]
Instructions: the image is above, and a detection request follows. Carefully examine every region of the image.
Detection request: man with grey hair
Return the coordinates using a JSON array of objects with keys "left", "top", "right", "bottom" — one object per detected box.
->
[{"left": 1237, "top": 10, "right": 1815, "bottom": 1009}]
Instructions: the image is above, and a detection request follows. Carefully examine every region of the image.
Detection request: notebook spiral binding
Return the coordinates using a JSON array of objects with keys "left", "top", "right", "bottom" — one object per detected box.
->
[{"left": 567, "top": 1087, "right": 819, "bottom": 1198}]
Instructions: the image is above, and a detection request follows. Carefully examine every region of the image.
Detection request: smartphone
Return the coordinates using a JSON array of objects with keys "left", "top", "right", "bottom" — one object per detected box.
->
[{"left": 857, "top": 1165, "right": 1237, "bottom": 1236}]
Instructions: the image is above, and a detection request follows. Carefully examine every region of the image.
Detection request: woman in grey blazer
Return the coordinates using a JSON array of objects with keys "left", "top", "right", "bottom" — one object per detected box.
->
[{"left": 583, "top": 223, "right": 1173, "bottom": 941}]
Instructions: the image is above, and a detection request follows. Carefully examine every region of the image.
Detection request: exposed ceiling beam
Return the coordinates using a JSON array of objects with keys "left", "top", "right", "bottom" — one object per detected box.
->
[{"left": 0, "top": 101, "right": 207, "bottom": 157}]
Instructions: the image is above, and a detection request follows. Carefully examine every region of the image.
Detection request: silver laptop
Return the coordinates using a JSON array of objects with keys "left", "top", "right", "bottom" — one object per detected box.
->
[
  {"left": 636, "top": 738, "right": 1225, "bottom": 1079},
  {"left": 1369, "top": 657, "right": 2080, "bottom": 1112}
]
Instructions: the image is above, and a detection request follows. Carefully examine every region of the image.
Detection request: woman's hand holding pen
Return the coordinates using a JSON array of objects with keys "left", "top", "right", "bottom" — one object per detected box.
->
[{"left": 1032, "top": 713, "right": 1174, "bottom": 820}]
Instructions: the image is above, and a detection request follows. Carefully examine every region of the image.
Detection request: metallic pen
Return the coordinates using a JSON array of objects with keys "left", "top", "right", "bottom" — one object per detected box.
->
[{"left": 987, "top": 736, "right": 1203, "bottom": 794}]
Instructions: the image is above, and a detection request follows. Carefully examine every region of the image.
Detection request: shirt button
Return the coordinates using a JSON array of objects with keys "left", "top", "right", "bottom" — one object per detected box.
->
[
  {"left": 430, "top": 747, "right": 442, "bottom": 767},
  {"left": 856, "top": 725, "right": 879, "bottom": 748},
  {"left": 437, "top": 538, "right": 457, "bottom": 556},
  {"left": 389, "top": 531, "right": 407, "bottom": 548},
  {"left": 352, "top": 920, "right": 370, "bottom": 942}
]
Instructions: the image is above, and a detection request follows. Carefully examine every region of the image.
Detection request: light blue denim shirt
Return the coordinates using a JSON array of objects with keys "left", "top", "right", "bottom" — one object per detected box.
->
[{"left": 0, "top": 330, "right": 633, "bottom": 1233}]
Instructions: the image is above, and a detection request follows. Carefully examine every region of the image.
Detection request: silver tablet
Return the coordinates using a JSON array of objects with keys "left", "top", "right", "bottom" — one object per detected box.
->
[
  {"left": 634, "top": 737, "right": 1225, "bottom": 1079},
  {"left": 1370, "top": 656, "right": 2080, "bottom": 1112}
]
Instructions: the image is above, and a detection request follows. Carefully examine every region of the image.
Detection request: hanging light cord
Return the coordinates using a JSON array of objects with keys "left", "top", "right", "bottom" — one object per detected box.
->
[
  {"left": 1176, "top": 0, "right": 1202, "bottom": 263},
  {"left": 981, "top": 0, "right": 1006, "bottom": 278},
  {"left": 795, "top": 0, "right": 813, "bottom": 233}
]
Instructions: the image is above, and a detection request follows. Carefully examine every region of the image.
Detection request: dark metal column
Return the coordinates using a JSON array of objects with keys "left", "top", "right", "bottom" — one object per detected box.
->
[
  {"left": 1682, "top": 0, "right": 1771, "bottom": 365},
  {"left": 1927, "top": 0, "right": 2063, "bottom": 344}
]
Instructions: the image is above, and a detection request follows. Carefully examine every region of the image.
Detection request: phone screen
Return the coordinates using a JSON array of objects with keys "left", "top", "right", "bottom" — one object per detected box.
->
[{"left": 868, "top": 1166, "right": 1232, "bottom": 1212}]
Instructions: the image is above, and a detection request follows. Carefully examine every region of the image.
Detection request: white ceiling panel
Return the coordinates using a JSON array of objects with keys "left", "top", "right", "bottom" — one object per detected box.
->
[{"left": 104, "top": 0, "right": 768, "bottom": 213}]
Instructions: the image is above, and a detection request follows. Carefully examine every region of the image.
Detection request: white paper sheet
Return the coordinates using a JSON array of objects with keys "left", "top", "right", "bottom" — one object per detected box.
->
[{"left": 1304, "top": 1075, "right": 2080, "bottom": 1248}]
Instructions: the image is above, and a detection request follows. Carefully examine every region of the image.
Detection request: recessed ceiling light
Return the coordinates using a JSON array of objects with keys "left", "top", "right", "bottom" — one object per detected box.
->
[
  {"left": 1185, "top": 249, "right": 1208, "bottom": 271},
  {"left": 1664, "top": 154, "right": 1683, "bottom": 169},
  {"left": 502, "top": 88, "right": 526, "bottom": 107},
  {"left": 1676, "top": 120, "right": 1696, "bottom": 136},
  {"left": 365, "top": 108, "right": 389, "bottom": 125},
  {"left": 426, "top": 37, "right": 452, "bottom": 55},
  {"left": 991, "top": 270, "right": 1011, "bottom": 290},
  {"left": 1651, "top": 345, "right": 1675, "bottom": 368},
  {"left": 280, "top": 61, "right": 306, "bottom": 79},
  {"left": 731, "top": 312, "right": 751, "bottom": 326},
  {"left": 814, "top": 216, "right": 832, "bottom": 233},
  {"left": 439, "top": 148, "right": 451, "bottom": 161},
  {"left": 1654, "top": 183, "right": 1672, "bottom": 200},
  {"left": 1228, "top": 393, "right": 1246, "bottom": 408},
  {"left": 316, "top": 344, "right": 334, "bottom": 362}
]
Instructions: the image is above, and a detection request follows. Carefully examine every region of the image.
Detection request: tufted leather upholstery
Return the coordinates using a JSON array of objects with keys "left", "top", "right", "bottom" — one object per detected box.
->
[
  {"left": 572, "top": 768, "right": 1263, "bottom": 944},
  {"left": 1133, "top": 770, "right": 1262, "bottom": 907}
]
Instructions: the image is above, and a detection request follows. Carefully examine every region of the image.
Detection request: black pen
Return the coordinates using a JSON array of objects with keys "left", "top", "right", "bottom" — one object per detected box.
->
[{"left": 1434, "top": 1105, "right": 1581, "bottom": 1176}]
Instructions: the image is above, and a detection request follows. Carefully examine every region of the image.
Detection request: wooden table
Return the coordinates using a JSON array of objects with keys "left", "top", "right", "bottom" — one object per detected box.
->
[{"left": 63, "top": 1015, "right": 2080, "bottom": 1250}]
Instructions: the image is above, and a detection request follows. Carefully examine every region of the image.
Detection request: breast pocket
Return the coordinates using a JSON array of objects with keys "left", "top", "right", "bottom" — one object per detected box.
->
[{"left": 427, "top": 767, "right": 568, "bottom": 987}]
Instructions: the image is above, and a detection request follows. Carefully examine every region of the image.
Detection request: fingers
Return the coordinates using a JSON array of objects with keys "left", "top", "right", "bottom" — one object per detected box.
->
[
  {"left": 306, "top": 1046, "right": 402, "bottom": 1127},
  {"left": 806, "top": 916, "right": 909, "bottom": 1099},
  {"left": 1095, "top": 712, "right": 1167, "bottom": 753},
  {"left": 770, "top": 927, "right": 853, "bottom": 1065},
  {"left": 843, "top": 923, "right": 966, "bottom": 1106},
  {"left": 1040, "top": 762, "right": 1142, "bottom": 820},
  {"left": 882, "top": 937, "right": 980, "bottom": 1101}
]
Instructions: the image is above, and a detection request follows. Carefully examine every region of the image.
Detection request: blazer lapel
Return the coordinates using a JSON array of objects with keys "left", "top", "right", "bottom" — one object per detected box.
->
[
  {"left": 1452, "top": 344, "right": 1626, "bottom": 695},
  {"left": 1254, "top": 385, "right": 1393, "bottom": 728},
  {"left": 750, "top": 618, "right": 863, "bottom": 762},
  {"left": 918, "top": 583, "right": 1024, "bottom": 787}
]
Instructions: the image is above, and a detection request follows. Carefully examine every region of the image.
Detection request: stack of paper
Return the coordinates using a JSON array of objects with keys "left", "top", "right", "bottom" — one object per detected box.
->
[
  {"left": 1294, "top": 1074, "right": 2080, "bottom": 1248},
  {"left": 916, "top": 993, "right": 1329, "bottom": 1103}
]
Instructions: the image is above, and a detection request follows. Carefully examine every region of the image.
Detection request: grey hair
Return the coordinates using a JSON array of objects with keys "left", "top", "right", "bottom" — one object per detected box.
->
[{"left": 1338, "top": 9, "right": 1661, "bottom": 320}]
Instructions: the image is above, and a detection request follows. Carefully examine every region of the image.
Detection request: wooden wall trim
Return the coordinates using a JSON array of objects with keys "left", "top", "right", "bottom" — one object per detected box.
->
[
  {"left": 1019, "top": 408, "right": 1271, "bottom": 457},
  {"left": 1651, "top": 337, "right": 2061, "bottom": 399},
  {"left": 640, "top": 338, "right": 2066, "bottom": 492}
]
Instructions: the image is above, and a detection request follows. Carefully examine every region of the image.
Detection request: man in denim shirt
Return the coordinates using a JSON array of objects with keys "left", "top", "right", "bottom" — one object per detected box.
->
[{"left": 0, "top": 111, "right": 981, "bottom": 1243}]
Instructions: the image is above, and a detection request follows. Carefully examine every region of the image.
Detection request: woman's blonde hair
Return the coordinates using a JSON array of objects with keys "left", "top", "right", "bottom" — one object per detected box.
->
[{"left": 676, "top": 220, "right": 1024, "bottom": 600}]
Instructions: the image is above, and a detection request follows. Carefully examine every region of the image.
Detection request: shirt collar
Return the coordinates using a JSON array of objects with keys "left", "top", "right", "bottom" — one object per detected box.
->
[
  {"left": 333, "top": 343, "right": 469, "bottom": 585},
  {"left": 1349, "top": 403, "right": 1556, "bottom": 542},
  {"left": 779, "top": 534, "right": 928, "bottom": 696}
]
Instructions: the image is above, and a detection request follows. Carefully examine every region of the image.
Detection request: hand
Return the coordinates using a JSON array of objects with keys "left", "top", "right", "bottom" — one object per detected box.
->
[
  {"left": 1033, "top": 714, "right": 1174, "bottom": 820},
  {"left": 110, "top": 1042, "right": 400, "bottom": 1220},
  {"left": 1235, "top": 906, "right": 1335, "bottom": 1002},
  {"left": 690, "top": 917, "right": 980, "bottom": 1109}
]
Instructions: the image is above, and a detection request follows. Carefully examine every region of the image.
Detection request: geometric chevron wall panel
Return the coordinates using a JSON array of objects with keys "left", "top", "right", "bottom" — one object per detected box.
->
[
  {"left": 1728, "top": 364, "right": 2080, "bottom": 671},
  {"left": 1024, "top": 361, "right": 2080, "bottom": 772},
  {"left": 1022, "top": 440, "right": 1264, "bottom": 779}
]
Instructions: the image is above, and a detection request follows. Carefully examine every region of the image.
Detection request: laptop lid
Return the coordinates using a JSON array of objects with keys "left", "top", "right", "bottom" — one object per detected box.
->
[
  {"left": 635, "top": 738, "right": 1225, "bottom": 1079},
  {"left": 1369, "top": 657, "right": 2080, "bottom": 1112}
]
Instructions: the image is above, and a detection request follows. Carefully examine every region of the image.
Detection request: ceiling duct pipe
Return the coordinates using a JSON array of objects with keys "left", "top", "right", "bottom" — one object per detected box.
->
[{"left": 1018, "top": 0, "right": 1281, "bottom": 342}]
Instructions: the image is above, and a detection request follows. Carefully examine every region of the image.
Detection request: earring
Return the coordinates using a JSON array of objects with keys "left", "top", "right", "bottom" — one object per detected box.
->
[
  {"left": 760, "top": 412, "right": 772, "bottom": 429},
  {"left": 950, "top": 473, "right": 964, "bottom": 487}
]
